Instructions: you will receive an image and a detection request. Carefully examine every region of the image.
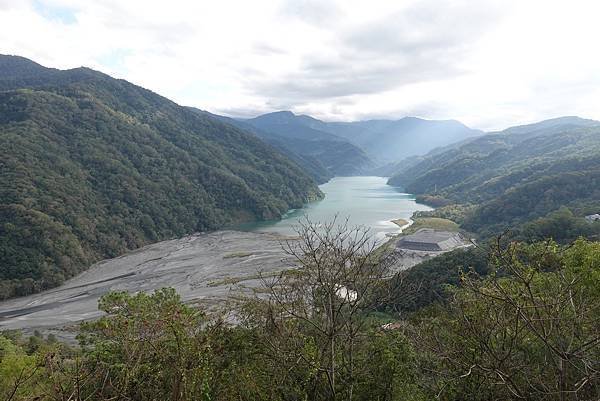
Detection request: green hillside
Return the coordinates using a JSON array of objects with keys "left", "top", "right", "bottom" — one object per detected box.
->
[
  {"left": 388, "top": 117, "right": 600, "bottom": 240},
  {"left": 193, "top": 109, "right": 333, "bottom": 183},
  {"left": 243, "top": 111, "right": 375, "bottom": 177},
  {"left": 0, "top": 55, "right": 322, "bottom": 299}
]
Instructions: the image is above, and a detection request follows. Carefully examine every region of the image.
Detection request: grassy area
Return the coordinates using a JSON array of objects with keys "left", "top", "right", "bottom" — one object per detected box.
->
[
  {"left": 222, "top": 251, "right": 254, "bottom": 259},
  {"left": 391, "top": 218, "right": 409, "bottom": 227},
  {"left": 402, "top": 217, "right": 460, "bottom": 235}
]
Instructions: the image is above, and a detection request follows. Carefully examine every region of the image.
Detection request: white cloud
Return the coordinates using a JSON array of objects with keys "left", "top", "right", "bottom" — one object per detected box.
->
[{"left": 1, "top": 0, "right": 600, "bottom": 130}]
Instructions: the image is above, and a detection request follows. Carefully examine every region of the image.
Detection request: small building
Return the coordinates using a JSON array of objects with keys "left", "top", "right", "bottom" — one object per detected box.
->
[
  {"left": 396, "top": 228, "right": 469, "bottom": 252},
  {"left": 585, "top": 214, "right": 600, "bottom": 223}
]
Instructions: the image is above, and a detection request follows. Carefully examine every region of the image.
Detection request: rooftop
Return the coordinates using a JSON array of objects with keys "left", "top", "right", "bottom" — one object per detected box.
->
[{"left": 396, "top": 229, "right": 469, "bottom": 252}]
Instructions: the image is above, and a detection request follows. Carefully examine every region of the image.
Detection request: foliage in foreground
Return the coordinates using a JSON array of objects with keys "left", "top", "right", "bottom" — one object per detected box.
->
[
  {"left": 0, "top": 224, "right": 598, "bottom": 400},
  {"left": 413, "top": 238, "right": 600, "bottom": 400}
]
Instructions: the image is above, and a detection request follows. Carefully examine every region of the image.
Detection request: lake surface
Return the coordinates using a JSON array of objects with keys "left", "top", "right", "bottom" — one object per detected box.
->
[{"left": 237, "top": 176, "right": 431, "bottom": 241}]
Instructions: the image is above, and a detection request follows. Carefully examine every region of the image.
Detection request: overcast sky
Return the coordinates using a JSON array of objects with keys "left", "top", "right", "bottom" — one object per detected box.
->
[{"left": 1, "top": 0, "right": 599, "bottom": 130}]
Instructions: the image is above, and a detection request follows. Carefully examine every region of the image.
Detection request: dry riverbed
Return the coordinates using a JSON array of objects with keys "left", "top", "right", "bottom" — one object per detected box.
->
[
  {"left": 0, "top": 227, "right": 434, "bottom": 341},
  {"left": 0, "top": 231, "right": 296, "bottom": 340}
]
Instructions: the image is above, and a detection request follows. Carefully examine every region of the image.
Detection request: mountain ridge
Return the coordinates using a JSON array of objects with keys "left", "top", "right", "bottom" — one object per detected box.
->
[
  {"left": 239, "top": 111, "right": 375, "bottom": 178},
  {"left": 240, "top": 110, "right": 483, "bottom": 165}
]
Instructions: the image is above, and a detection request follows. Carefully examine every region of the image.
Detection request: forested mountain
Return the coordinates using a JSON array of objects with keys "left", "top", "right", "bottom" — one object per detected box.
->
[
  {"left": 193, "top": 110, "right": 333, "bottom": 183},
  {"left": 0, "top": 55, "right": 322, "bottom": 299},
  {"left": 388, "top": 116, "right": 600, "bottom": 239},
  {"left": 241, "top": 111, "right": 374, "bottom": 178}
]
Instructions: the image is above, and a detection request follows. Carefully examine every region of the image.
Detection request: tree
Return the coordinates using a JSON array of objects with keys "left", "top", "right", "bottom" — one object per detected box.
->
[
  {"left": 0, "top": 336, "right": 45, "bottom": 401},
  {"left": 240, "top": 217, "right": 421, "bottom": 400},
  {"left": 77, "top": 288, "right": 215, "bottom": 401},
  {"left": 415, "top": 238, "right": 600, "bottom": 400}
]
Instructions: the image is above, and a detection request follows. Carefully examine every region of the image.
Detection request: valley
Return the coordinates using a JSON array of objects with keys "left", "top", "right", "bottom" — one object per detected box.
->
[
  {"left": 2, "top": 3, "right": 600, "bottom": 399},
  {"left": 0, "top": 53, "right": 600, "bottom": 401},
  {"left": 0, "top": 176, "right": 433, "bottom": 338}
]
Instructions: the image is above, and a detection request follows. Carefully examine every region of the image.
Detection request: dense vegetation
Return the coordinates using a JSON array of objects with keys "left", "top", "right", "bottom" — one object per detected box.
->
[
  {"left": 0, "top": 55, "right": 322, "bottom": 299},
  {"left": 1, "top": 222, "right": 598, "bottom": 400},
  {"left": 382, "top": 246, "right": 489, "bottom": 313},
  {"left": 242, "top": 111, "right": 375, "bottom": 179},
  {"left": 388, "top": 117, "right": 600, "bottom": 241},
  {"left": 194, "top": 110, "right": 335, "bottom": 183}
]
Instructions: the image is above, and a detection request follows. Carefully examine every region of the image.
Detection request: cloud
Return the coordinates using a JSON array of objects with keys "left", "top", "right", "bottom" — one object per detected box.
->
[
  {"left": 279, "top": 0, "right": 341, "bottom": 25},
  {"left": 1, "top": 0, "right": 600, "bottom": 130}
]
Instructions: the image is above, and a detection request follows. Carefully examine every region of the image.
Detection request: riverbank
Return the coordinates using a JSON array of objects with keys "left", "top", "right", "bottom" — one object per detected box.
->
[
  {"left": 0, "top": 224, "right": 439, "bottom": 340},
  {"left": 0, "top": 177, "right": 433, "bottom": 339}
]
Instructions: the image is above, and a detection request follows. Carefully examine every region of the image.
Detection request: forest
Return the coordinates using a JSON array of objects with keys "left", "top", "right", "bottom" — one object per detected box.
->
[
  {"left": 388, "top": 117, "right": 600, "bottom": 242},
  {"left": 0, "top": 56, "right": 322, "bottom": 299}
]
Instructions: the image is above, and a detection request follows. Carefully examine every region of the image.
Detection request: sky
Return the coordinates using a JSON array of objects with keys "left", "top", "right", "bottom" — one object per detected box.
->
[{"left": 1, "top": 0, "right": 600, "bottom": 131}]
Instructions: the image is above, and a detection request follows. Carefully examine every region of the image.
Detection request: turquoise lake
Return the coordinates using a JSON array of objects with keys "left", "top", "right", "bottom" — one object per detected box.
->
[{"left": 237, "top": 176, "right": 432, "bottom": 241}]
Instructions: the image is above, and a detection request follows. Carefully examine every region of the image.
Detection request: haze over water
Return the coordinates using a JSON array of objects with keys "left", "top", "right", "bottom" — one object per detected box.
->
[{"left": 238, "top": 176, "right": 432, "bottom": 241}]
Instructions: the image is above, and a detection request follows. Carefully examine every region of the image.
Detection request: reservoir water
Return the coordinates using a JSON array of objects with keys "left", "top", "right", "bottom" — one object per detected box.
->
[{"left": 238, "top": 176, "right": 431, "bottom": 241}]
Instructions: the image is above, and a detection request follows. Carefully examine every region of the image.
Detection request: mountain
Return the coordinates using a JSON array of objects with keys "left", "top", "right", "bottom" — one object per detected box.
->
[
  {"left": 244, "top": 111, "right": 482, "bottom": 167},
  {"left": 319, "top": 117, "right": 483, "bottom": 164},
  {"left": 366, "top": 135, "right": 480, "bottom": 177},
  {"left": 241, "top": 111, "right": 374, "bottom": 179},
  {"left": 0, "top": 55, "right": 322, "bottom": 299},
  {"left": 388, "top": 116, "right": 600, "bottom": 238},
  {"left": 191, "top": 109, "right": 333, "bottom": 183}
]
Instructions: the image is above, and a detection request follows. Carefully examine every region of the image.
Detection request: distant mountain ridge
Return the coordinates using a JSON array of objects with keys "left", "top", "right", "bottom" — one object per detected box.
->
[
  {"left": 240, "top": 110, "right": 483, "bottom": 167},
  {"left": 240, "top": 111, "right": 375, "bottom": 180},
  {"left": 192, "top": 110, "right": 334, "bottom": 183},
  {"left": 388, "top": 116, "right": 600, "bottom": 191},
  {"left": 322, "top": 117, "right": 483, "bottom": 163},
  {"left": 0, "top": 54, "right": 322, "bottom": 299}
]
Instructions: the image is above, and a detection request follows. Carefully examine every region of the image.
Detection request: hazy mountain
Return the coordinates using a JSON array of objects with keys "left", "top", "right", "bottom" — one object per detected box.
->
[
  {"left": 499, "top": 115, "right": 600, "bottom": 136},
  {"left": 0, "top": 55, "right": 322, "bottom": 299},
  {"left": 366, "top": 155, "right": 424, "bottom": 177},
  {"left": 245, "top": 111, "right": 345, "bottom": 142},
  {"left": 320, "top": 117, "right": 483, "bottom": 163},
  {"left": 366, "top": 135, "right": 481, "bottom": 177},
  {"left": 245, "top": 111, "right": 482, "bottom": 166},
  {"left": 241, "top": 111, "right": 375, "bottom": 177}
]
